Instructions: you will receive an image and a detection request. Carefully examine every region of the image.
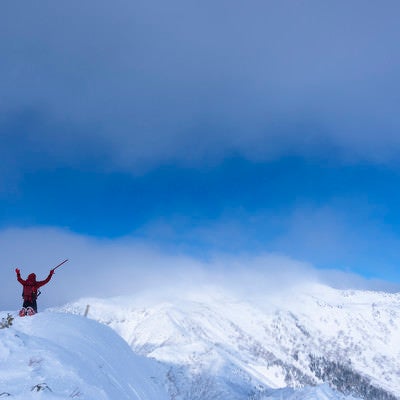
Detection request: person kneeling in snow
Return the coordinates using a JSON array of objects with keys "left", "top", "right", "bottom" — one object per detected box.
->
[{"left": 15, "top": 268, "right": 55, "bottom": 316}]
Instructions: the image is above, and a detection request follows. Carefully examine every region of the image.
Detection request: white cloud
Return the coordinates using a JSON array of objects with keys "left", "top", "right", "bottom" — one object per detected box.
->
[{"left": 2, "top": 226, "right": 397, "bottom": 312}]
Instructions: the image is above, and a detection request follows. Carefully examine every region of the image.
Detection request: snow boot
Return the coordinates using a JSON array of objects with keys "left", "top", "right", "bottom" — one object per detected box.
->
[
  {"left": 26, "top": 307, "right": 36, "bottom": 316},
  {"left": 19, "top": 308, "right": 27, "bottom": 317}
]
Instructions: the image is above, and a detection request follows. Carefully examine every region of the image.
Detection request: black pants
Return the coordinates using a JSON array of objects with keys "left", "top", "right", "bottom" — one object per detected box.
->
[{"left": 22, "top": 299, "right": 38, "bottom": 313}]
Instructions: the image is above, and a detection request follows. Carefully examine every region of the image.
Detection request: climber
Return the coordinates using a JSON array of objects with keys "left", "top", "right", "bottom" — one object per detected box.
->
[{"left": 16, "top": 268, "right": 55, "bottom": 316}]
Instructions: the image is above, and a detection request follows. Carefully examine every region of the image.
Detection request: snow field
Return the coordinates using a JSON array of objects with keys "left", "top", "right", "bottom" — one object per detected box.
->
[{"left": 0, "top": 312, "right": 168, "bottom": 400}]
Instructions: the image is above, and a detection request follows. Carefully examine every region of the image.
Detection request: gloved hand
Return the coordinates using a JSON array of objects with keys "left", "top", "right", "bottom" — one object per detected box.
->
[
  {"left": 50, "top": 269, "right": 55, "bottom": 275},
  {"left": 15, "top": 268, "right": 20, "bottom": 275}
]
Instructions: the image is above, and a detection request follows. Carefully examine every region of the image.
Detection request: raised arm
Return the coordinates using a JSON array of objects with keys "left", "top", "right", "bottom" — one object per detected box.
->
[
  {"left": 37, "top": 269, "right": 55, "bottom": 288},
  {"left": 15, "top": 268, "right": 26, "bottom": 285}
]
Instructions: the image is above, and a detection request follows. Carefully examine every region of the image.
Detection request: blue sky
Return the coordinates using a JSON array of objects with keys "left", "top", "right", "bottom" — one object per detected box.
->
[{"left": 1, "top": 1, "right": 400, "bottom": 307}]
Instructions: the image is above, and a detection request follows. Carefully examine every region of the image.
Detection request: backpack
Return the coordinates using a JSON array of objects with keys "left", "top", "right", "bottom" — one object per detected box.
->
[{"left": 22, "top": 284, "right": 41, "bottom": 301}]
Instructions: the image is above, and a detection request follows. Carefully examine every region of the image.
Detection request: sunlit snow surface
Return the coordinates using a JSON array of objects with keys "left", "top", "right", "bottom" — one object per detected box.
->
[
  {"left": 0, "top": 312, "right": 168, "bottom": 400},
  {"left": 58, "top": 283, "right": 400, "bottom": 399},
  {"left": 1, "top": 284, "right": 399, "bottom": 399}
]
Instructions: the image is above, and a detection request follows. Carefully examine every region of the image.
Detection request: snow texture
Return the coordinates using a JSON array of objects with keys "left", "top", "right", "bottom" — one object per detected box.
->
[
  {"left": 1, "top": 283, "right": 398, "bottom": 399},
  {"left": 57, "top": 283, "right": 400, "bottom": 400},
  {"left": 0, "top": 312, "right": 168, "bottom": 399}
]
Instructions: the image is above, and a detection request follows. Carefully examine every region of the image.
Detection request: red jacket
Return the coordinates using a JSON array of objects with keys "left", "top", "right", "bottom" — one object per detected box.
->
[{"left": 17, "top": 272, "right": 53, "bottom": 301}]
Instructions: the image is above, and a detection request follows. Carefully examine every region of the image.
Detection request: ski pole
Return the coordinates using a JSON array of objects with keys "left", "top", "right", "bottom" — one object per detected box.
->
[{"left": 53, "top": 259, "right": 69, "bottom": 271}]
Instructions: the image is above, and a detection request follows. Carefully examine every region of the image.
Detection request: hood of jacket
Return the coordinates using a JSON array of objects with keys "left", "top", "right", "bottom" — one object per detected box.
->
[{"left": 27, "top": 273, "right": 36, "bottom": 283}]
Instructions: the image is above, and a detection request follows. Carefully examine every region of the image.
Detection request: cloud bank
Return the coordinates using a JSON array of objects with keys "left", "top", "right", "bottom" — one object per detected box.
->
[
  {"left": 2, "top": 226, "right": 397, "bottom": 311},
  {"left": 1, "top": 0, "right": 400, "bottom": 179}
]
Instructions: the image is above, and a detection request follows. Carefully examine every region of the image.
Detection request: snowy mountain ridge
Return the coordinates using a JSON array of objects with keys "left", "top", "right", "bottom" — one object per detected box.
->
[{"left": 60, "top": 283, "right": 400, "bottom": 400}]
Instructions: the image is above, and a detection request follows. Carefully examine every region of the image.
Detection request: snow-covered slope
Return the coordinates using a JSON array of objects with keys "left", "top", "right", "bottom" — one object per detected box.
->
[
  {"left": 60, "top": 284, "right": 400, "bottom": 400},
  {"left": 0, "top": 312, "right": 168, "bottom": 400}
]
